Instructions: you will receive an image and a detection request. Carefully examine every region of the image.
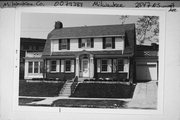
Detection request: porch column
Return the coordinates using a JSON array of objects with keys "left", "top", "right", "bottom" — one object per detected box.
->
[
  {"left": 90, "top": 55, "right": 94, "bottom": 78},
  {"left": 76, "top": 56, "right": 79, "bottom": 77}
]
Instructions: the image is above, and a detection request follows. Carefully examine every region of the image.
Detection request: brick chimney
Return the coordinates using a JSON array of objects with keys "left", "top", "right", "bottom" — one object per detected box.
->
[{"left": 55, "top": 21, "right": 63, "bottom": 29}]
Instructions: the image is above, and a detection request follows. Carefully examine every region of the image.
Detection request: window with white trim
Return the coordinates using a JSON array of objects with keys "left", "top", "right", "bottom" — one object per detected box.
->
[
  {"left": 61, "top": 39, "right": 67, "bottom": 50},
  {"left": 65, "top": 60, "right": 71, "bottom": 72},
  {"left": 79, "top": 38, "right": 94, "bottom": 48},
  {"left": 51, "top": 60, "right": 56, "bottom": 72},
  {"left": 28, "top": 61, "right": 43, "bottom": 74},
  {"left": 101, "top": 60, "right": 108, "bottom": 72},
  {"left": 28, "top": 62, "right": 33, "bottom": 73},
  {"left": 117, "top": 59, "right": 124, "bottom": 71},
  {"left": 105, "top": 38, "right": 112, "bottom": 48},
  {"left": 34, "top": 62, "right": 39, "bottom": 73}
]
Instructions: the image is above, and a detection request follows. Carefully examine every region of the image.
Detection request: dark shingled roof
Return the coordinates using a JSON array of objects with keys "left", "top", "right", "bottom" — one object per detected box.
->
[{"left": 42, "top": 24, "right": 136, "bottom": 57}]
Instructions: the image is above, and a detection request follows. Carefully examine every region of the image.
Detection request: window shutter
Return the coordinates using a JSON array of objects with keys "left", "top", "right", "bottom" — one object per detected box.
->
[
  {"left": 78, "top": 38, "right": 82, "bottom": 48},
  {"left": 56, "top": 60, "right": 60, "bottom": 72},
  {"left": 97, "top": 59, "right": 100, "bottom": 73},
  {"left": 59, "top": 39, "right": 61, "bottom": 50},
  {"left": 91, "top": 38, "right": 94, "bottom": 48},
  {"left": 47, "top": 60, "right": 50, "bottom": 72},
  {"left": 112, "top": 37, "right": 115, "bottom": 49},
  {"left": 71, "top": 60, "right": 74, "bottom": 72},
  {"left": 67, "top": 39, "right": 70, "bottom": 50},
  {"left": 107, "top": 59, "right": 112, "bottom": 72},
  {"left": 103, "top": 37, "right": 106, "bottom": 49},
  {"left": 61, "top": 60, "right": 64, "bottom": 72}
]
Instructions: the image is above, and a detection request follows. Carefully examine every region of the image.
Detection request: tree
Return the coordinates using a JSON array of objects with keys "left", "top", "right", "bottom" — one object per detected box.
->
[
  {"left": 119, "top": 15, "right": 129, "bottom": 24},
  {"left": 136, "top": 16, "right": 159, "bottom": 45}
]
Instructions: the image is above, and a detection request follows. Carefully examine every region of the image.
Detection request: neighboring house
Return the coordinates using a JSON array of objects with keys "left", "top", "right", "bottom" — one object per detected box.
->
[
  {"left": 135, "top": 43, "right": 159, "bottom": 82},
  {"left": 20, "top": 38, "right": 46, "bottom": 79},
  {"left": 42, "top": 22, "right": 136, "bottom": 82}
]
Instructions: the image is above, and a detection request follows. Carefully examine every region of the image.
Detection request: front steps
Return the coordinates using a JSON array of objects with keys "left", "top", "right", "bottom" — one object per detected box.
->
[
  {"left": 59, "top": 77, "right": 94, "bottom": 97},
  {"left": 59, "top": 81, "right": 73, "bottom": 97}
]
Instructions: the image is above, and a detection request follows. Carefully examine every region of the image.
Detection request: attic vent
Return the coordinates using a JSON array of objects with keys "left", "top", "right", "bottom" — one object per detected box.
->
[{"left": 55, "top": 21, "right": 63, "bottom": 29}]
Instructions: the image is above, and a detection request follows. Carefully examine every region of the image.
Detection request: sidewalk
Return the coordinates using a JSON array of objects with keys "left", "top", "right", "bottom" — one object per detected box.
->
[{"left": 127, "top": 81, "right": 157, "bottom": 109}]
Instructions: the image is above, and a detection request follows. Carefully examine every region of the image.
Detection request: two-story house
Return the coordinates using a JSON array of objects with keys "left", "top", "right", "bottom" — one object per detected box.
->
[{"left": 42, "top": 22, "right": 136, "bottom": 82}]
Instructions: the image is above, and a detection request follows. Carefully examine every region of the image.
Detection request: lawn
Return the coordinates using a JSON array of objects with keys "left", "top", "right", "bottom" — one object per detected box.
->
[
  {"left": 71, "top": 83, "right": 136, "bottom": 98},
  {"left": 19, "top": 80, "right": 65, "bottom": 97},
  {"left": 52, "top": 99, "right": 128, "bottom": 108},
  {"left": 19, "top": 98, "right": 45, "bottom": 105}
]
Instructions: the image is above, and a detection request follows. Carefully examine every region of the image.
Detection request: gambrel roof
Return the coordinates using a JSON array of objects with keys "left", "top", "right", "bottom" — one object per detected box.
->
[{"left": 42, "top": 23, "right": 136, "bottom": 57}]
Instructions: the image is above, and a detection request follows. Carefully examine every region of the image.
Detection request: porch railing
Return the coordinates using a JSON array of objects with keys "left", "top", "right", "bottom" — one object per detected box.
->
[{"left": 71, "top": 76, "right": 78, "bottom": 94}]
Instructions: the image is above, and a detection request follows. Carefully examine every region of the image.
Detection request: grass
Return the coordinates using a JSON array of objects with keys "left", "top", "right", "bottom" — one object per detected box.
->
[
  {"left": 71, "top": 83, "right": 136, "bottom": 98},
  {"left": 52, "top": 99, "right": 128, "bottom": 108},
  {"left": 19, "top": 98, "right": 45, "bottom": 105},
  {"left": 19, "top": 80, "right": 65, "bottom": 97}
]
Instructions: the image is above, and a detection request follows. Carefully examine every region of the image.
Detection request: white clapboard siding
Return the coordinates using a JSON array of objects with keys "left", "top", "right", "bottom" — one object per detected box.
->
[
  {"left": 56, "top": 60, "right": 60, "bottom": 72},
  {"left": 70, "top": 39, "right": 78, "bottom": 51},
  {"left": 61, "top": 60, "right": 64, "bottom": 72},
  {"left": 107, "top": 59, "right": 112, "bottom": 72},
  {"left": 115, "top": 37, "right": 124, "bottom": 50},
  {"left": 94, "top": 38, "right": 102, "bottom": 50},
  {"left": 47, "top": 60, "right": 50, "bottom": 72},
  {"left": 124, "top": 59, "right": 129, "bottom": 72},
  {"left": 71, "top": 60, "right": 74, "bottom": 72},
  {"left": 97, "top": 59, "right": 100, "bottom": 72}
]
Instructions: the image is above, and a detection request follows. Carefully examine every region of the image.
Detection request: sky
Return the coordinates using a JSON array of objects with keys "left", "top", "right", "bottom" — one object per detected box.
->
[
  {"left": 21, "top": 13, "right": 139, "bottom": 39},
  {"left": 21, "top": 13, "right": 157, "bottom": 45}
]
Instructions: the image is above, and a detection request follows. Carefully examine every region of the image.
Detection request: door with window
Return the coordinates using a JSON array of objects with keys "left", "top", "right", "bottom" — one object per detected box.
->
[{"left": 81, "top": 59, "right": 89, "bottom": 77}]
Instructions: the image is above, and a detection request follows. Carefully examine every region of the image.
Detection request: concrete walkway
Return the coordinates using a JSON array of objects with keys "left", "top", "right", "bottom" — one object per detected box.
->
[
  {"left": 27, "top": 96, "right": 131, "bottom": 106},
  {"left": 127, "top": 81, "right": 158, "bottom": 109}
]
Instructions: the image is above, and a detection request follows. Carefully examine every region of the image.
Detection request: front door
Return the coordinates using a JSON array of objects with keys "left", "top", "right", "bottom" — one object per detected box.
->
[{"left": 82, "top": 59, "right": 89, "bottom": 77}]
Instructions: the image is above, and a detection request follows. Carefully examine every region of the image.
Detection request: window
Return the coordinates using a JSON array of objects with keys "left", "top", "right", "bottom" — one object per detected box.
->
[
  {"left": 117, "top": 59, "right": 124, "bottom": 71},
  {"left": 105, "top": 38, "right": 112, "bottom": 48},
  {"left": 59, "top": 39, "right": 70, "bottom": 50},
  {"left": 61, "top": 39, "right": 67, "bottom": 49},
  {"left": 28, "top": 62, "right": 33, "bottom": 73},
  {"left": 51, "top": 61, "right": 56, "bottom": 71},
  {"left": 103, "top": 37, "right": 115, "bottom": 49},
  {"left": 34, "top": 62, "right": 39, "bottom": 73},
  {"left": 65, "top": 60, "right": 71, "bottom": 72},
  {"left": 79, "top": 38, "right": 94, "bottom": 48},
  {"left": 101, "top": 60, "right": 108, "bottom": 72},
  {"left": 28, "top": 61, "right": 43, "bottom": 74},
  {"left": 40, "top": 62, "right": 43, "bottom": 73}
]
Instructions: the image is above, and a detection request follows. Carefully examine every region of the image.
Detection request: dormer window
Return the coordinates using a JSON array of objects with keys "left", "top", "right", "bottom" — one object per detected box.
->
[
  {"left": 78, "top": 38, "right": 94, "bottom": 48},
  {"left": 103, "top": 37, "right": 115, "bottom": 49},
  {"left": 59, "top": 39, "right": 70, "bottom": 50}
]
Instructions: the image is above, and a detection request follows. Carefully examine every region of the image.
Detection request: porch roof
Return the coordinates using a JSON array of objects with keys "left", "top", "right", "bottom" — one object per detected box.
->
[{"left": 42, "top": 50, "right": 133, "bottom": 59}]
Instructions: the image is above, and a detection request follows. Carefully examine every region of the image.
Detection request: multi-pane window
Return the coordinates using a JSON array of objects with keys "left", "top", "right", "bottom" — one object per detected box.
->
[
  {"left": 101, "top": 60, "right": 108, "bottom": 72},
  {"left": 79, "top": 38, "right": 94, "bottom": 48},
  {"left": 105, "top": 38, "right": 112, "bottom": 48},
  {"left": 103, "top": 37, "right": 115, "bottom": 49},
  {"left": 59, "top": 39, "right": 70, "bottom": 50},
  {"left": 61, "top": 39, "right": 67, "bottom": 50},
  {"left": 40, "top": 62, "right": 43, "bottom": 73},
  {"left": 28, "top": 61, "right": 43, "bottom": 74},
  {"left": 34, "top": 62, "right": 39, "bottom": 73},
  {"left": 28, "top": 62, "right": 33, "bottom": 73},
  {"left": 117, "top": 59, "right": 124, "bottom": 71},
  {"left": 51, "top": 61, "right": 56, "bottom": 71},
  {"left": 65, "top": 60, "right": 71, "bottom": 72}
]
